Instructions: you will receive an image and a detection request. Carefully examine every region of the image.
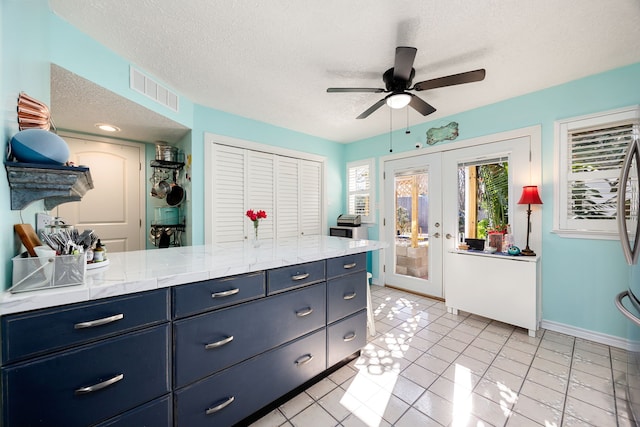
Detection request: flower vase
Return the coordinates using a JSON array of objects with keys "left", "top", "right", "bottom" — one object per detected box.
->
[{"left": 253, "top": 226, "right": 260, "bottom": 248}]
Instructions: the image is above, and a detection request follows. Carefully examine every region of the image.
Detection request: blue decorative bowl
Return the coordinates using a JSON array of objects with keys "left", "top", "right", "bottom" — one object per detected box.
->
[
  {"left": 10, "top": 129, "right": 69, "bottom": 165},
  {"left": 507, "top": 246, "right": 521, "bottom": 255}
]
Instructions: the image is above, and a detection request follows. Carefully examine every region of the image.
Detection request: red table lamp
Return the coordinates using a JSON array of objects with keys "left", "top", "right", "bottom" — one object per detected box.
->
[{"left": 517, "top": 185, "right": 543, "bottom": 256}]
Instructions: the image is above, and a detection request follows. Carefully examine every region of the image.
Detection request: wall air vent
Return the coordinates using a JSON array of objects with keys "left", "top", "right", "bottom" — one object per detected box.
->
[{"left": 130, "top": 66, "right": 179, "bottom": 112}]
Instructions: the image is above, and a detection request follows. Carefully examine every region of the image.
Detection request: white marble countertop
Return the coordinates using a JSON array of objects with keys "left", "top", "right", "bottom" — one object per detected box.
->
[{"left": 1, "top": 236, "right": 387, "bottom": 316}]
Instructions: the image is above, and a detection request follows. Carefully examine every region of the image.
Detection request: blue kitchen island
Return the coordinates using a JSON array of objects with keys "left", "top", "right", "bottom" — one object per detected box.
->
[{"left": 0, "top": 236, "right": 385, "bottom": 427}]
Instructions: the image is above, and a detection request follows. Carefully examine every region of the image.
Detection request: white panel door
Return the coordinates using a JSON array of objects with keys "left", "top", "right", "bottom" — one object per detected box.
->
[
  {"left": 300, "top": 159, "right": 322, "bottom": 236},
  {"left": 56, "top": 136, "right": 144, "bottom": 252},
  {"left": 212, "top": 144, "right": 246, "bottom": 243},
  {"left": 276, "top": 157, "right": 300, "bottom": 238}
]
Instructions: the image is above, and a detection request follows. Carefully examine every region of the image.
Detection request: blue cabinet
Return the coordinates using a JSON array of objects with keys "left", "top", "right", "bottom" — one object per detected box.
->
[
  {"left": 327, "top": 269, "right": 367, "bottom": 324},
  {"left": 327, "top": 310, "right": 367, "bottom": 367},
  {"left": 96, "top": 395, "right": 172, "bottom": 427},
  {"left": 1, "top": 289, "right": 170, "bottom": 364},
  {"left": 326, "top": 252, "right": 366, "bottom": 279},
  {"left": 2, "top": 324, "right": 170, "bottom": 427},
  {"left": 175, "top": 329, "right": 326, "bottom": 427},
  {"left": 173, "top": 282, "right": 326, "bottom": 388},
  {"left": 0, "top": 254, "right": 369, "bottom": 427},
  {"left": 173, "top": 271, "right": 265, "bottom": 319},
  {"left": 267, "top": 259, "right": 325, "bottom": 294}
]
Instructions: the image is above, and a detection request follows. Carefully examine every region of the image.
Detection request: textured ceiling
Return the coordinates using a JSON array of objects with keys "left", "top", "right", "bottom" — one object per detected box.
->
[{"left": 49, "top": 0, "right": 640, "bottom": 144}]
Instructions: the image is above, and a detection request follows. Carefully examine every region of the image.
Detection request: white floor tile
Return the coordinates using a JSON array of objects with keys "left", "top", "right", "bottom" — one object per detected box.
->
[{"left": 252, "top": 287, "right": 632, "bottom": 427}]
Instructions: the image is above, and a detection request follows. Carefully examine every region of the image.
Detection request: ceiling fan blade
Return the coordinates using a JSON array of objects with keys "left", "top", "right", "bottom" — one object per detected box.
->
[
  {"left": 408, "top": 95, "right": 437, "bottom": 116},
  {"left": 413, "top": 69, "right": 486, "bottom": 91},
  {"left": 393, "top": 47, "right": 417, "bottom": 81},
  {"left": 356, "top": 98, "right": 387, "bottom": 119},
  {"left": 327, "top": 87, "right": 385, "bottom": 93}
]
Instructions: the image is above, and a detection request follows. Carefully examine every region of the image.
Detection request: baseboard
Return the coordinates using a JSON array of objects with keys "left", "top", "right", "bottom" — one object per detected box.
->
[{"left": 541, "top": 319, "right": 632, "bottom": 351}]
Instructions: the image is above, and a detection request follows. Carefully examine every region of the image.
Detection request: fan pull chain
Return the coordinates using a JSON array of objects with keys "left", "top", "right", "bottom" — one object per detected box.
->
[
  {"left": 405, "top": 107, "right": 411, "bottom": 134},
  {"left": 389, "top": 109, "right": 393, "bottom": 153}
]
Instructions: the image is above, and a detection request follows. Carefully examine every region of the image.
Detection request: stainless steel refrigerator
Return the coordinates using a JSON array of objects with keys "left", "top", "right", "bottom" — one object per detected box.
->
[{"left": 615, "top": 130, "right": 640, "bottom": 424}]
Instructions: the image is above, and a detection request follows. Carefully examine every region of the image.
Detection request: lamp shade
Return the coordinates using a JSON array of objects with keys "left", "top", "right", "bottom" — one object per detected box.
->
[
  {"left": 518, "top": 185, "right": 543, "bottom": 205},
  {"left": 386, "top": 93, "right": 411, "bottom": 109}
]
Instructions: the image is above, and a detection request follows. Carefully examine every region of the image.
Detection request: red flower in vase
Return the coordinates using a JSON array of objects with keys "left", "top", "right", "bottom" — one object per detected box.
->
[{"left": 246, "top": 209, "right": 267, "bottom": 244}]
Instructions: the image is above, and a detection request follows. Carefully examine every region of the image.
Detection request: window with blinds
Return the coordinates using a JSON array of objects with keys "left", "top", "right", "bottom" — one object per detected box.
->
[
  {"left": 347, "top": 158, "right": 375, "bottom": 223},
  {"left": 555, "top": 106, "right": 640, "bottom": 237}
]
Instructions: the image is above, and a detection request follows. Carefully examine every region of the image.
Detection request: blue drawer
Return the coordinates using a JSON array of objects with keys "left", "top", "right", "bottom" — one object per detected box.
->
[
  {"left": 173, "top": 271, "right": 265, "bottom": 319},
  {"left": 327, "top": 270, "right": 367, "bottom": 324},
  {"left": 1, "top": 289, "right": 170, "bottom": 365},
  {"left": 267, "top": 260, "right": 325, "bottom": 294},
  {"left": 2, "top": 324, "right": 171, "bottom": 427},
  {"left": 175, "top": 329, "right": 326, "bottom": 427},
  {"left": 326, "top": 253, "right": 366, "bottom": 279},
  {"left": 174, "top": 282, "right": 326, "bottom": 388},
  {"left": 327, "top": 310, "right": 367, "bottom": 367},
  {"left": 96, "top": 394, "right": 171, "bottom": 427}
]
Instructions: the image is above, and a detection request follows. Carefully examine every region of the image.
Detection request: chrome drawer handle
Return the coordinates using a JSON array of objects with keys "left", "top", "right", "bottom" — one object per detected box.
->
[
  {"left": 343, "top": 292, "right": 357, "bottom": 300},
  {"left": 343, "top": 332, "right": 356, "bottom": 342},
  {"left": 343, "top": 262, "right": 357, "bottom": 269},
  {"left": 291, "top": 273, "right": 310, "bottom": 281},
  {"left": 205, "top": 396, "right": 235, "bottom": 415},
  {"left": 295, "top": 354, "right": 313, "bottom": 366},
  {"left": 296, "top": 307, "right": 314, "bottom": 317},
  {"left": 75, "top": 373, "right": 124, "bottom": 395},
  {"left": 74, "top": 313, "right": 124, "bottom": 329},
  {"left": 205, "top": 335, "right": 234, "bottom": 349},
  {"left": 211, "top": 288, "right": 240, "bottom": 298}
]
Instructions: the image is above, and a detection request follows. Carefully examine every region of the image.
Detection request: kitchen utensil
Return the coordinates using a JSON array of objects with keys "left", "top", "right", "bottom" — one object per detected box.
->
[
  {"left": 166, "top": 170, "right": 185, "bottom": 206},
  {"left": 158, "top": 230, "right": 170, "bottom": 248},
  {"left": 151, "top": 179, "right": 170, "bottom": 199},
  {"left": 15, "top": 224, "right": 43, "bottom": 256},
  {"left": 155, "top": 144, "right": 178, "bottom": 162},
  {"left": 154, "top": 207, "right": 179, "bottom": 225}
]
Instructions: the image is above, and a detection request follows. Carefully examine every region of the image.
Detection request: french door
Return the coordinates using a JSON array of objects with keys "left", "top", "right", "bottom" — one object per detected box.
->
[{"left": 384, "top": 153, "right": 443, "bottom": 298}]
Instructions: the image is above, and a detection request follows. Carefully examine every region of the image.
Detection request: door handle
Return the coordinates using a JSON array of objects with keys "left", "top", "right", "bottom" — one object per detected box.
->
[
  {"left": 446, "top": 233, "right": 453, "bottom": 239},
  {"left": 433, "top": 232, "right": 440, "bottom": 238}
]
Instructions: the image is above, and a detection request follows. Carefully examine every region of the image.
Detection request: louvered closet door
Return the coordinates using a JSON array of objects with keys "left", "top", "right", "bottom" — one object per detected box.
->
[
  {"left": 300, "top": 160, "right": 322, "bottom": 235},
  {"left": 276, "top": 157, "right": 300, "bottom": 238},
  {"left": 212, "top": 144, "right": 246, "bottom": 243},
  {"left": 247, "top": 151, "right": 275, "bottom": 239}
]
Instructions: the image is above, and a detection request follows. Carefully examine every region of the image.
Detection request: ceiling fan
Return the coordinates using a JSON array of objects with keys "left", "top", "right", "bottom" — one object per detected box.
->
[{"left": 327, "top": 46, "right": 486, "bottom": 119}]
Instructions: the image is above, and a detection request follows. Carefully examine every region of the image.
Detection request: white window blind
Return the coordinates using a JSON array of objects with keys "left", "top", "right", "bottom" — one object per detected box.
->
[
  {"left": 347, "top": 158, "right": 375, "bottom": 223},
  {"left": 555, "top": 106, "right": 640, "bottom": 237}
]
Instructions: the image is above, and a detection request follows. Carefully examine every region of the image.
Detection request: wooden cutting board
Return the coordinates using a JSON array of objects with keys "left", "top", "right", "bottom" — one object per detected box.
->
[{"left": 15, "top": 224, "right": 43, "bottom": 257}]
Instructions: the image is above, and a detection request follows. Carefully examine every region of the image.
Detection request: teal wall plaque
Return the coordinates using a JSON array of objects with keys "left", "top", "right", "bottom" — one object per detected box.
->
[{"left": 426, "top": 121, "right": 459, "bottom": 145}]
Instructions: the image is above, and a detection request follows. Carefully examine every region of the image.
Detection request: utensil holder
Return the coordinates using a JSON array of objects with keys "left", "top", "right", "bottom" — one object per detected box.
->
[{"left": 10, "top": 253, "right": 86, "bottom": 293}]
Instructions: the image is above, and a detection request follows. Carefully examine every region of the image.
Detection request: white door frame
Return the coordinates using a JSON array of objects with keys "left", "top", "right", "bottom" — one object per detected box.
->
[{"left": 377, "top": 125, "right": 542, "bottom": 288}]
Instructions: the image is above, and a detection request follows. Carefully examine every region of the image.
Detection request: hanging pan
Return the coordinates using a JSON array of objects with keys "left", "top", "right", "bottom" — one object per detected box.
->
[{"left": 166, "top": 169, "right": 185, "bottom": 206}]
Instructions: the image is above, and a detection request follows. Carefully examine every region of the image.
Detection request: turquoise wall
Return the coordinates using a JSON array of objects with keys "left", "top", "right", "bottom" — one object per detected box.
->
[
  {"left": 345, "top": 62, "right": 640, "bottom": 339},
  {"left": 1, "top": 0, "right": 639, "bottom": 341}
]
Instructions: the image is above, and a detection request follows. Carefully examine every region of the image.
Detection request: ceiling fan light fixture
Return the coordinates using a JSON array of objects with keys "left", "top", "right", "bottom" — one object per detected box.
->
[{"left": 386, "top": 93, "right": 411, "bottom": 109}]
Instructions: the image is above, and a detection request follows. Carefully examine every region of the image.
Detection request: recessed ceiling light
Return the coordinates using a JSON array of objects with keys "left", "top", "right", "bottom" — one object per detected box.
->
[{"left": 95, "top": 123, "right": 121, "bottom": 132}]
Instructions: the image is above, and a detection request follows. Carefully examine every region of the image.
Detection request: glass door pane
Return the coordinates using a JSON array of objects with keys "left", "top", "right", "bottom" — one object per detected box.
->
[{"left": 394, "top": 172, "right": 429, "bottom": 279}]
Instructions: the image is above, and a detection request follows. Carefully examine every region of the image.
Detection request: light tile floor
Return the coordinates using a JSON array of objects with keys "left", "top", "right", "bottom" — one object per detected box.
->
[{"left": 251, "top": 286, "right": 634, "bottom": 427}]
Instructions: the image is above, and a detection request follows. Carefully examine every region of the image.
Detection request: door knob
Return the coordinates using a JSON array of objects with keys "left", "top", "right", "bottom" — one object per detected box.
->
[
  {"left": 433, "top": 232, "right": 440, "bottom": 238},
  {"left": 434, "top": 222, "right": 440, "bottom": 228},
  {"left": 446, "top": 233, "right": 453, "bottom": 239}
]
